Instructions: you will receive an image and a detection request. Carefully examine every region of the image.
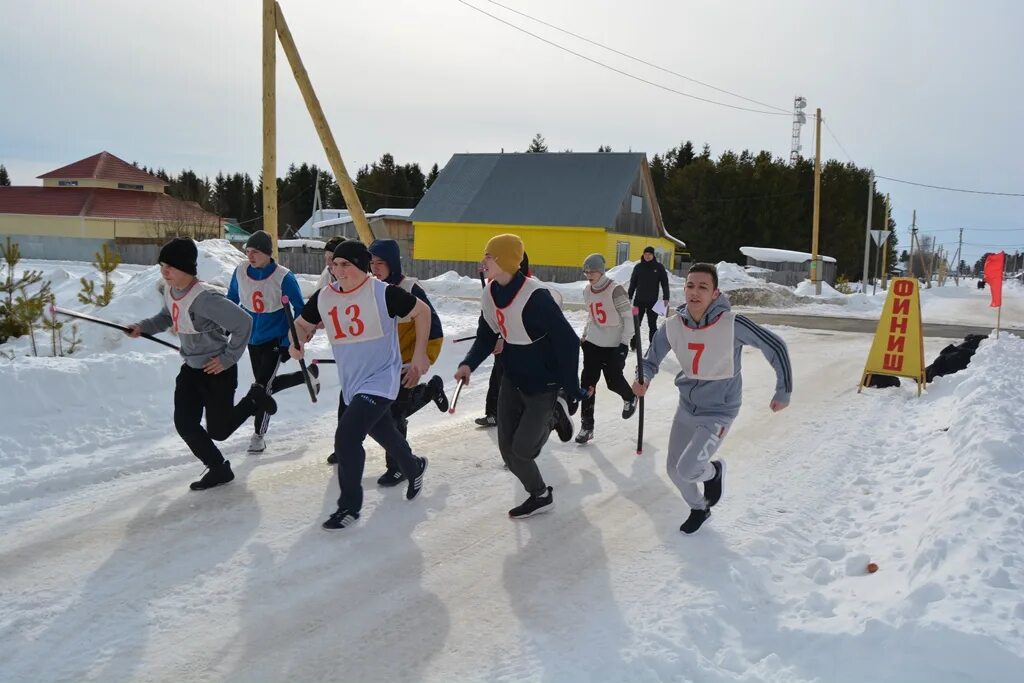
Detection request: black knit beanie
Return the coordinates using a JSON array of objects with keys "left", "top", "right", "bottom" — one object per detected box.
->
[
  {"left": 158, "top": 238, "right": 198, "bottom": 275},
  {"left": 332, "top": 240, "right": 371, "bottom": 273},
  {"left": 244, "top": 230, "right": 273, "bottom": 256}
]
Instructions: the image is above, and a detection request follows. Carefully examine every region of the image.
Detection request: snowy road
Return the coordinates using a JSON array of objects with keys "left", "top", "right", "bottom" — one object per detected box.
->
[{"left": 5, "top": 327, "right": 1021, "bottom": 683}]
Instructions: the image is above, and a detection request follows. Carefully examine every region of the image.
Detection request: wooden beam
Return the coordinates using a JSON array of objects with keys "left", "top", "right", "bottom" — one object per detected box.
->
[
  {"left": 273, "top": 1, "right": 374, "bottom": 245},
  {"left": 262, "top": 0, "right": 278, "bottom": 257}
]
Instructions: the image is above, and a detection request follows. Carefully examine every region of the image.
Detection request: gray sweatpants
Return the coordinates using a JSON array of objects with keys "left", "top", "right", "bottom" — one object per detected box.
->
[
  {"left": 666, "top": 409, "right": 732, "bottom": 510},
  {"left": 497, "top": 376, "right": 557, "bottom": 496}
]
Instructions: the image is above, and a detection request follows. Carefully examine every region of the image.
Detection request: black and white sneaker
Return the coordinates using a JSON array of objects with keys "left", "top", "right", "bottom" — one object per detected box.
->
[
  {"left": 247, "top": 434, "right": 266, "bottom": 454},
  {"left": 622, "top": 396, "right": 638, "bottom": 419},
  {"left": 574, "top": 428, "right": 594, "bottom": 444},
  {"left": 552, "top": 394, "right": 574, "bottom": 443},
  {"left": 326, "top": 451, "right": 337, "bottom": 465},
  {"left": 406, "top": 457, "right": 427, "bottom": 500},
  {"left": 244, "top": 383, "right": 277, "bottom": 415},
  {"left": 377, "top": 467, "right": 406, "bottom": 487},
  {"left": 189, "top": 461, "right": 234, "bottom": 491},
  {"left": 475, "top": 415, "right": 497, "bottom": 428},
  {"left": 679, "top": 508, "right": 711, "bottom": 534},
  {"left": 322, "top": 508, "right": 359, "bottom": 531},
  {"left": 509, "top": 486, "right": 554, "bottom": 519},
  {"left": 429, "top": 375, "right": 449, "bottom": 412},
  {"left": 704, "top": 460, "right": 725, "bottom": 508}
]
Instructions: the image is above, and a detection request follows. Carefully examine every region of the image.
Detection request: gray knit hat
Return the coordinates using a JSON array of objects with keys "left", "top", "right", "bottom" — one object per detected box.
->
[
  {"left": 583, "top": 253, "right": 606, "bottom": 273},
  {"left": 244, "top": 230, "right": 273, "bottom": 256}
]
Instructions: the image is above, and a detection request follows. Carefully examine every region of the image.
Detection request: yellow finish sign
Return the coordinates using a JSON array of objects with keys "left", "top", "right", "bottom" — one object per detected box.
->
[{"left": 859, "top": 277, "right": 926, "bottom": 395}]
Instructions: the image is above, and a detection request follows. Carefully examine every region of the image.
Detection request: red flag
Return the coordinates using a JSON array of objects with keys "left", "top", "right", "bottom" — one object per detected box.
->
[{"left": 984, "top": 252, "right": 1005, "bottom": 307}]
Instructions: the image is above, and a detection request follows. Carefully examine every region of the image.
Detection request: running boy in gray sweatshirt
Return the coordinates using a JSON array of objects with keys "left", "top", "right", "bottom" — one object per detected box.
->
[
  {"left": 633, "top": 263, "right": 792, "bottom": 534},
  {"left": 127, "top": 238, "right": 277, "bottom": 491}
]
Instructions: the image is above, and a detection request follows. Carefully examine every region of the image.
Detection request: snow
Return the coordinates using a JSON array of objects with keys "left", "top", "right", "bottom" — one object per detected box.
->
[
  {"left": 2, "top": 241, "right": 1024, "bottom": 682},
  {"left": 278, "top": 238, "right": 325, "bottom": 249},
  {"left": 741, "top": 246, "right": 837, "bottom": 264}
]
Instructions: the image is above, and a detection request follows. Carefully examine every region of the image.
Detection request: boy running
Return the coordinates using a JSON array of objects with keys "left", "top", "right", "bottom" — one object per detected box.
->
[{"left": 633, "top": 263, "right": 792, "bottom": 534}]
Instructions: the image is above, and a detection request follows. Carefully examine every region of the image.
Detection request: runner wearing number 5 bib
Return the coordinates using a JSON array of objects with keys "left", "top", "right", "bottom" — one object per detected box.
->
[{"left": 632, "top": 263, "right": 793, "bottom": 535}]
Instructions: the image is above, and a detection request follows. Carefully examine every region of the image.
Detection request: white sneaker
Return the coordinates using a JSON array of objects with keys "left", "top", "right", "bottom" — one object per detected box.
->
[{"left": 247, "top": 434, "right": 266, "bottom": 454}]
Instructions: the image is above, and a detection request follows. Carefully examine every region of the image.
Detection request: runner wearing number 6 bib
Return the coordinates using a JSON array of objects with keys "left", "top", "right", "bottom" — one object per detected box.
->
[
  {"left": 632, "top": 263, "right": 793, "bottom": 535},
  {"left": 227, "top": 231, "right": 318, "bottom": 455}
]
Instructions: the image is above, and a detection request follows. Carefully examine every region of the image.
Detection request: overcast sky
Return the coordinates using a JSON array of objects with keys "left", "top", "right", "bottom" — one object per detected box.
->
[{"left": 2, "top": 0, "right": 1022, "bottom": 266}]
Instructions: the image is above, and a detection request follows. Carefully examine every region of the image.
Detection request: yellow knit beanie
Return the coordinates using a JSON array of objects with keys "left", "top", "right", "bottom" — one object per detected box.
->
[{"left": 485, "top": 234, "right": 525, "bottom": 276}]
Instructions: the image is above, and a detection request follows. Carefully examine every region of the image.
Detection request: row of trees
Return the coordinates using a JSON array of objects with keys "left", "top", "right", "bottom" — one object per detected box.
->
[
  {"left": 132, "top": 155, "right": 440, "bottom": 238},
  {"left": 5, "top": 134, "right": 897, "bottom": 277}
]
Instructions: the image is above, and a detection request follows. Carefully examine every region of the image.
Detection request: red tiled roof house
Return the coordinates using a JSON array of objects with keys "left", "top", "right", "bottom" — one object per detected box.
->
[{"left": 0, "top": 152, "right": 223, "bottom": 260}]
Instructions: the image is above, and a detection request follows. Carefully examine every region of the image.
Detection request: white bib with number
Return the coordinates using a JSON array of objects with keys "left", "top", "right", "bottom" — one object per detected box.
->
[
  {"left": 583, "top": 281, "right": 622, "bottom": 328},
  {"left": 235, "top": 262, "right": 288, "bottom": 314},
  {"left": 665, "top": 312, "right": 736, "bottom": 380},
  {"left": 482, "top": 277, "right": 546, "bottom": 346},
  {"left": 317, "top": 276, "right": 385, "bottom": 345},
  {"left": 396, "top": 276, "right": 418, "bottom": 323},
  {"left": 165, "top": 280, "right": 212, "bottom": 335}
]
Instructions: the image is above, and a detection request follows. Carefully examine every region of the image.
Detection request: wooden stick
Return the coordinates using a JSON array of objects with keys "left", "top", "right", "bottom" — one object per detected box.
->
[
  {"left": 448, "top": 379, "right": 465, "bottom": 414},
  {"left": 52, "top": 305, "right": 180, "bottom": 351}
]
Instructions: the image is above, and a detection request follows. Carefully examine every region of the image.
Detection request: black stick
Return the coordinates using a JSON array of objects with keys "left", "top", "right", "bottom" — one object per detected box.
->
[
  {"left": 633, "top": 308, "right": 645, "bottom": 456},
  {"left": 52, "top": 305, "right": 180, "bottom": 351},
  {"left": 281, "top": 296, "right": 317, "bottom": 403},
  {"left": 453, "top": 335, "right": 476, "bottom": 343}
]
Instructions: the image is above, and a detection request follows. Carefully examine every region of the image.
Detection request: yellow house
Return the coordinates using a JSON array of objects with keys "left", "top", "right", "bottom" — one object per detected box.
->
[
  {"left": 409, "top": 152, "right": 685, "bottom": 280},
  {"left": 0, "top": 151, "right": 222, "bottom": 261}
]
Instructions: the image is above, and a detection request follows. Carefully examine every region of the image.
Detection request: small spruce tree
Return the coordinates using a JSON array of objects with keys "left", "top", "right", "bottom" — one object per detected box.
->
[{"left": 78, "top": 244, "right": 120, "bottom": 307}]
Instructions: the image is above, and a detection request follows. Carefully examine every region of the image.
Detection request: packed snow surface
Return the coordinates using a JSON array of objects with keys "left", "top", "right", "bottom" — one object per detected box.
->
[{"left": 1, "top": 240, "right": 1022, "bottom": 682}]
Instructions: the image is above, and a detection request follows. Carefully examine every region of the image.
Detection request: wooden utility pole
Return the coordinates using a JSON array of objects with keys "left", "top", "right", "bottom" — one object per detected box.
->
[
  {"left": 811, "top": 108, "right": 823, "bottom": 295},
  {"left": 953, "top": 227, "right": 964, "bottom": 285},
  {"left": 861, "top": 170, "right": 874, "bottom": 295},
  {"left": 881, "top": 193, "right": 890, "bottom": 289},
  {"left": 262, "top": 0, "right": 278, "bottom": 257},
  {"left": 273, "top": 1, "right": 374, "bottom": 245}
]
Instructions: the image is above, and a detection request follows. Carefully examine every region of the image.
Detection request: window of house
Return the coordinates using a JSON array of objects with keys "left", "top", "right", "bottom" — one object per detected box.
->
[
  {"left": 58, "top": 180, "right": 78, "bottom": 187},
  {"left": 118, "top": 182, "right": 144, "bottom": 191},
  {"left": 615, "top": 241, "right": 630, "bottom": 265},
  {"left": 630, "top": 194, "right": 643, "bottom": 214}
]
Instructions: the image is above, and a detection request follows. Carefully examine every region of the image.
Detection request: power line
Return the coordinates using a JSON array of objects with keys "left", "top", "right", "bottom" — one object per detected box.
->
[
  {"left": 454, "top": 0, "right": 791, "bottom": 116},
  {"left": 479, "top": 0, "right": 791, "bottom": 114},
  {"left": 875, "top": 175, "right": 1024, "bottom": 197}
]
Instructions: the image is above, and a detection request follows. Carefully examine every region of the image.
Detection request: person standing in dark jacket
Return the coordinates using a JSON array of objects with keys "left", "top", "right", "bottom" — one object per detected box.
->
[{"left": 628, "top": 246, "right": 670, "bottom": 345}]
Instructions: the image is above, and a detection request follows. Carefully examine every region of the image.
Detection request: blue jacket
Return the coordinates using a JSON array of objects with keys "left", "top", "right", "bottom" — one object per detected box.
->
[
  {"left": 368, "top": 239, "right": 444, "bottom": 341},
  {"left": 226, "top": 260, "right": 304, "bottom": 347}
]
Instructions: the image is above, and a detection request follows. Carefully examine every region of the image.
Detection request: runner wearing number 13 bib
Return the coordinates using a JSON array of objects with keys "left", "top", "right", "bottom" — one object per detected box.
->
[
  {"left": 636, "top": 263, "right": 793, "bottom": 535},
  {"left": 290, "top": 240, "right": 432, "bottom": 531}
]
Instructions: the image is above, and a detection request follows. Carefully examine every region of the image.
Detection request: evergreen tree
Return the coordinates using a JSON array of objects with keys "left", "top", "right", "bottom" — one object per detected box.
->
[
  {"left": 597, "top": 145, "right": 612, "bottom": 152},
  {"left": 0, "top": 237, "right": 50, "bottom": 346},
  {"left": 526, "top": 133, "right": 548, "bottom": 153},
  {"left": 78, "top": 244, "right": 120, "bottom": 307},
  {"left": 426, "top": 163, "right": 440, "bottom": 188},
  {"left": 0, "top": 164, "right": 10, "bottom": 186}
]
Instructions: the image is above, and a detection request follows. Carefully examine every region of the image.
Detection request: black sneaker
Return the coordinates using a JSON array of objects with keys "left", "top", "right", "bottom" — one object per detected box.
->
[
  {"left": 575, "top": 428, "right": 594, "bottom": 444},
  {"left": 322, "top": 508, "right": 359, "bottom": 531},
  {"left": 704, "top": 460, "right": 725, "bottom": 508},
  {"left": 377, "top": 467, "right": 406, "bottom": 487},
  {"left": 680, "top": 508, "right": 711, "bottom": 534},
  {"left": 326, "top": 451, "right": 337, "bottom": 465},
  {"left": 189, "top": 461, "right": 234, "bottom": 491},
  {"left": 552, "top": 394, "right": 574, "bottom": 443},
  {"left": 244, "top": 383, "right": 277, "bottom": 416},
  {"left": 406, "top": 457, "right": 427, "bottom": 500},
  {"left": 475, "top": 415, "right": 497, "bottom": 427},
  {"left": 429, "top": 375, "right": 449, "bottom": 412},
  {"left": 509, "top": 486, "right": 554, "bottom": 518},
  {"left": 622, "top": 396, "right": 638, "bottom": 419}
]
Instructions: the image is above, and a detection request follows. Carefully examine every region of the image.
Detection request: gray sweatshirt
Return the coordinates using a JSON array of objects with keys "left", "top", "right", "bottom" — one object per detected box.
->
[
  {"left": 139, "top": 286, "right": 252, "bottom": 370},
  {"left": 581, "top": 276, "right": 635, "bottom": 348},
  {"left": 641, "top": 293, "right": 792, "bottom": 419}
]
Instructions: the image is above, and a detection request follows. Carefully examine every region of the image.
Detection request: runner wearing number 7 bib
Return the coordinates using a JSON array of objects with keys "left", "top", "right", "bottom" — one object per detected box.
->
[{"left": 632, "top": 263, "right": 793, "bottom": 535}]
